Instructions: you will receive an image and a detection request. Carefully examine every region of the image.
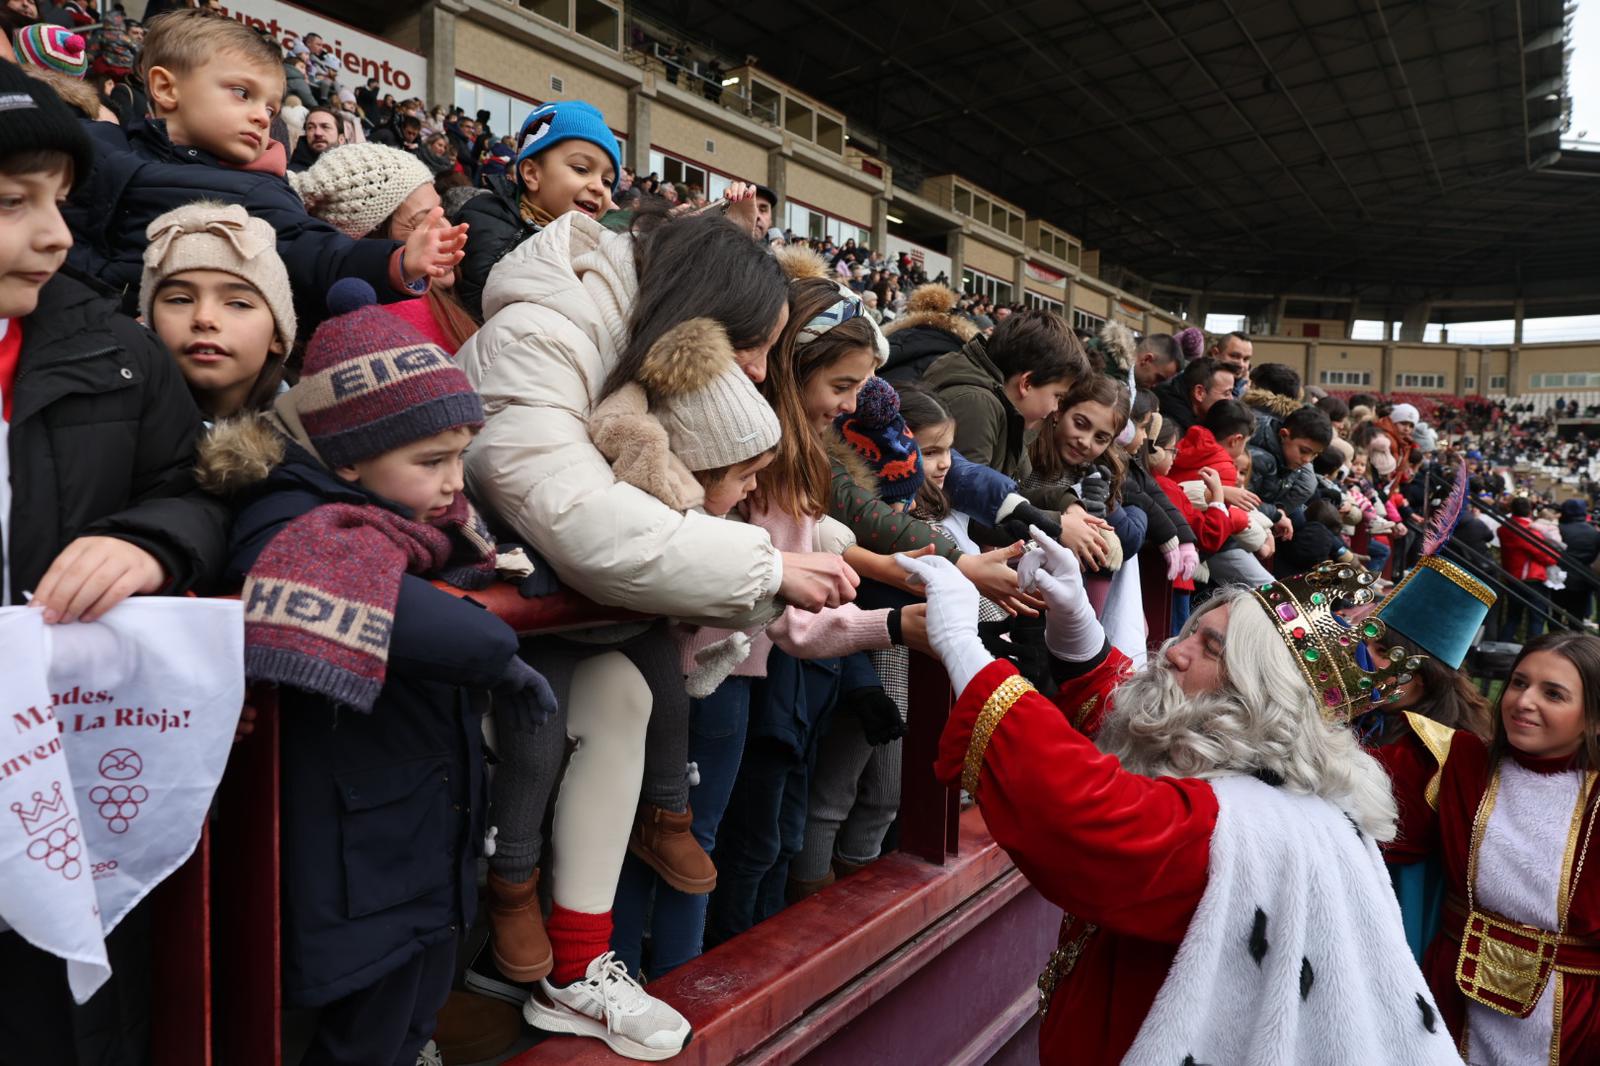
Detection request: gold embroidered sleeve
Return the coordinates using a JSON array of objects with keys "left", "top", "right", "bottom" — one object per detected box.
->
[{"left": 963, "top": 673, "right": 1037, "bottom": 796}]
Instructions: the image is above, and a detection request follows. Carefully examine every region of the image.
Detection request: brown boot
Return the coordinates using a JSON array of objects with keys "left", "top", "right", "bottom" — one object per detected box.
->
[
  {"left": 486, "top": 870, "right": 552, "bottom": 981},
  {"left": 832, "top": 856, "right": 870, "bottom": 880},
  {"left": 629, "top": 803, "right": 717, "bottom": 894},
  {"left": 786, "top": 870, "right": 835, "bottom": 904}
]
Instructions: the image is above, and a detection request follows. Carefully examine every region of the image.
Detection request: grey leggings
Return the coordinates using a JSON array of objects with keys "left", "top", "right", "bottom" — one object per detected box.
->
[{"left": 489, "top": 622, "right": 690, "bottom": 883}]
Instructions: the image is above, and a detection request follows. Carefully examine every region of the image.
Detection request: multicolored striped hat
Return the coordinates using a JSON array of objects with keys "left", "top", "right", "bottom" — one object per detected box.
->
[{"left": 14, "top": 25, "right": 88, "bottom": 79}]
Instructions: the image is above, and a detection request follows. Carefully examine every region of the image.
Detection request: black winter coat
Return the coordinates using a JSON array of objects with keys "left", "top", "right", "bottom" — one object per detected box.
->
[
  {"left": 880, "top": 323, "right": 966, "bottom": 384},
  {"left": 451, "top": 174, "right": 539, "bottom": 321},
  {"left": 287, "top": 139, "right": 323, "bottom": 174},
  {"left": 1122, "top": 460, "right": 1193, "bottom": 548},
  {"left": 66, "top": 119, "right": 406, "bottom": 326},
  {"left": 1560, "top": 518, "right": 1600, "bottom": 568},
  {"left": 1155, "top": 375, "right": 1200, "bottom": 434},
  {"left": 224, "top": 438, "right": 516, "bottom": 1007},
  {"left": 5, "top": 272, "right": 228, "bottom": 601}
]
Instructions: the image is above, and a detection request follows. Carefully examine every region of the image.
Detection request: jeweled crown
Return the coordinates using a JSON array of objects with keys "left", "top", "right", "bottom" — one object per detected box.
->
[{"left": 1249, "top": 561, "right": 1428, "bottom": 722}]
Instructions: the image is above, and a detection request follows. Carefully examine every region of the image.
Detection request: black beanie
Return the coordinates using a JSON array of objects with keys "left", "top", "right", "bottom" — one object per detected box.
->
[{"left": 0, "top": 59, "right": 93, "bottom": 188}]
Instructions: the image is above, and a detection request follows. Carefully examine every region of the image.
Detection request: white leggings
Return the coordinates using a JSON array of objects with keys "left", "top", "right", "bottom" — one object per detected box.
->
[{"left": 550, "top": 651, "right": 652, "bottom": 914}]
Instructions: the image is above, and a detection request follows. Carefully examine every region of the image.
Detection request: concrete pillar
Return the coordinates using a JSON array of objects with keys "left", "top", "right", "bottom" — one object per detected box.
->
[
  {"left": 1455, "top": 347, "right": 1469, "bottom": 397},
  {"left": 419, "top": 0, "right": 465, "bottom": 114},
  {"left": 1513, "top": 298, "right": 1526, "bottom": 344},
  {"left": 1478, "top": 348, "right": 1492, "bottom": 396},
  {"left": 1192, "top": 293, "right": 1212, "bottom": 328},
  {"left": 870, "top": 195, "right": 889, "bottom": 258},
  {"left": 1270, "top": 294, "right": 1288, "bottom": 335},
  {"left": 623, "top": 89, "right": 653, "bottom": 176},
  {"left": 1012, "top": 255, "right": 1027, "bottom": 308},
  {"left": 1381, "top": 344, "right": 1395, "bottom": 393},
  {"left": 766, "top": 149, "right": 788, "bottom": 224},
  {"left": 1061, "top": 275, "right": 1075, "bottom": 325},
  {"left": 1398, "top": 301, "right": 1431, "bottom": 342},
  {"left": 1141, "top": 310, "right": 1152, "bottom": 335},
  {"left": 1305, "top": 342, "right": 1319, "bottom": 391},
  {"left": 947, "top": 229, "right": 965, "bottom": 291},
  {"left": 1343, "top": 298, "right": 1360, "bottom": 340},
  {"left": 1507, "top": 347, "right": 1522, "bottom": 395}
]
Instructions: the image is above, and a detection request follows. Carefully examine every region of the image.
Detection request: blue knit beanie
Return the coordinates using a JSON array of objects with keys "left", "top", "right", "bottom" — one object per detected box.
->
[{"left": 513, "top": 101, "right": 622, "bottom": 191}]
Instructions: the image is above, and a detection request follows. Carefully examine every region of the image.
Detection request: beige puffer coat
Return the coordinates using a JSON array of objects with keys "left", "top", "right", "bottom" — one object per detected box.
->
[{"left": 457, "top": 212, "right": 781, "bottom": 627}]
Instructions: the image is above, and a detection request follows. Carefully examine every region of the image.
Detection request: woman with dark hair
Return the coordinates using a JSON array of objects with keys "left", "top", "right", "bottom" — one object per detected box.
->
[
  {"left": 456, "top": 195, "right": 857, "bottom": 1057},
  {"left": 1381, "top": 629, "right": 1600, "bottom": 1064}
]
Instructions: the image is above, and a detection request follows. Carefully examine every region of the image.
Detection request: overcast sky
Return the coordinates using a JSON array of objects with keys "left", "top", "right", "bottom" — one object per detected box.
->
[{"left": 1567, "top": 2, "right": 1599, "bottom": 143}]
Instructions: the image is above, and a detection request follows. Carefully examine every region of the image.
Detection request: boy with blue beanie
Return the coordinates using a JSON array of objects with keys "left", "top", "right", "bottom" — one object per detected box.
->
[{"left": 454, "top": 99, "right": 622, "bottom": 320}]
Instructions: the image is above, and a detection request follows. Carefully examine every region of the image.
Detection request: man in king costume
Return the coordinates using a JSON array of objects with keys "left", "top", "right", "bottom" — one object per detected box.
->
[{"left": 896, "top": 531, "right": 1465, "bottom": 1065}]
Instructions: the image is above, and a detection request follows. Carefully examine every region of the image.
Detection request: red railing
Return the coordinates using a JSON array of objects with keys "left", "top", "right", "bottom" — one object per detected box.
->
[{"left": 150, "top": 577, "right": 983, "bottom": 1064}]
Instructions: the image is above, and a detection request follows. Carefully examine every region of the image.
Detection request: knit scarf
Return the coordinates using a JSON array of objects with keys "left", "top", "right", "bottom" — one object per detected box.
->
[
  {"left": 519, "top": 196, "right": 557, "bottom": 227},
  {"left": 241, "top": 495, "right": 497, "bottom": 711}
]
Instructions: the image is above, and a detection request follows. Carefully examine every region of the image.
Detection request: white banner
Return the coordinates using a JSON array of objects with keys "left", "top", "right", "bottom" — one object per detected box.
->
[
  {"left": 0, "top": 599, "right": 244, "bottom": 1003},
  {"left": 214, "top": 0, "right": 428, "bottom": 97}
]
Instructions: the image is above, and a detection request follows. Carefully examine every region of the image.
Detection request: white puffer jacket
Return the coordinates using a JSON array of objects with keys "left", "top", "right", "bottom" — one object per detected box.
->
[{"left": 458, "top": 212, "right": 781, "bottom": 627}]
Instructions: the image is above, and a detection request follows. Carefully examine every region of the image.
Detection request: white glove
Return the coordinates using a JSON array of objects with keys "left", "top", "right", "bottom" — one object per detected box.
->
[
  {"left": 1016, "top": 526, "right": 1105, "bottom": 662},
  {"left": 894, "top": 553, "right": 993, "bottom": 695}
]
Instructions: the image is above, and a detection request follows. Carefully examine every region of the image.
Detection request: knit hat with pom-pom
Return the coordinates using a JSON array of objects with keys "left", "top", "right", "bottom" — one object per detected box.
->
[
  {"left": 636, "top": 317, "right": 780, "bottom": 473},
  {"left": 835, "top": 375, "right": 923, "bottom": 504},
  {"left": 291, "top": 143, "right": 435, "bottom": 238},
  {"left": 14, "top": 25, "right": 87, "bottom": 79},
  {"left": 1175, "top": 326, "right": 1206, "bottom": 364},
  {"left": 296, "top": 278, "right": 482, "bottom": 467}
]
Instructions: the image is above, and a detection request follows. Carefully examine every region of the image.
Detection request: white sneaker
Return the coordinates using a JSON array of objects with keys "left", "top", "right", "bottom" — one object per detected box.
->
[
  {"left": 415, "top": 1039, "right": 443, "bottom": 1066},
  {"left": 523, "top": 951, "right": 692, "bottom": 1061}
]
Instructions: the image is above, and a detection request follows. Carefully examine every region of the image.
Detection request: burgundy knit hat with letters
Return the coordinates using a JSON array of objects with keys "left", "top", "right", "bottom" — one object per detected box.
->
[{"left": 298, "top": 278, "right": 483, "bottom": 467}]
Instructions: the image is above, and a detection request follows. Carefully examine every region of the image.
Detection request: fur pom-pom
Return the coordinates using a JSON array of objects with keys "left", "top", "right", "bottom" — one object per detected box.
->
[
  {"left": 635, "top": 317, "right": 736, "bottom": 398},
  {"left": 905, "top": 283, "right": 959, "bottom": 315},
  {"left": 773, "top": 244, "right": 830, "bottom": 281},
  {"left": 685, "top": 632, "right": 753, "bottom": 699},
  {"left": 1099, "top": 321, "right": 1137, "bottom": 372},
  {"left": 196, "top": 413, "right": 285, "bottom": 496}
]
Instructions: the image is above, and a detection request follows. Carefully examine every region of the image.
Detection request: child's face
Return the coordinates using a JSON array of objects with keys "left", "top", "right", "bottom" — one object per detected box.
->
[
  {"left": 149, "top": 270, "right": 281, "bottom": 417},
  {"left": 1279, "top": 431, "right": 1324, "bottom": 471},
  {"left": 338, "top": 426, "right": 474, "bottom": 522},
  {"left": 1148, "top": 438, "right": 1174, "bottom": 476},
  {"left": 0, "top": 162, "right": 72, "bottom": 319},
  {"left": 1054, "top": 400, "right": 1117, "bottom": 467},
  {"left": 702, "top": 452, "right": 775, "bottom": 518},
  {"left": 518, "top": 143, "right": 615, "bottom": 222},
  {"left": 802, "top": 346, "right": 877, "bottom": 431},
  {"left": 1012, "top": 372, "right": 1073, "bottom": 431},
  {"left": 150, "top": 54, "right": 284, "bottom": 165},
  {"left": 1502, "top": 649, "right": 1589, "bottom": 761},
  {"left": 916, "top": 420, "right": 956, "bottom": 490},
  {"left": 1348, "top": 453, "right": 1368, "bottom": 479}
]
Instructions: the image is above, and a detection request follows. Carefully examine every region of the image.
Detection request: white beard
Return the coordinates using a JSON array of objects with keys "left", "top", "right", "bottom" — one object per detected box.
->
[{"left": 1094, "top": 658, "right": 1250, "bottom": 781}]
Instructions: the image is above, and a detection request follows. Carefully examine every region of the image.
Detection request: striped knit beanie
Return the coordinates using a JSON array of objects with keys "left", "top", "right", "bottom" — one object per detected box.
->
[
  {"left": 298, "top": 278, "right": 482, "bottom": 467},
  {"left": 15, "top": 25, "right": 88, "bottom": 79}
]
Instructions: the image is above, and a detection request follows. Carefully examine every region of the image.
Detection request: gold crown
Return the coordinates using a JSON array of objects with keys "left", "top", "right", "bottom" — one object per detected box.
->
[{"left": 1249, "top": 562, "right": 1428, "bottom": 723}]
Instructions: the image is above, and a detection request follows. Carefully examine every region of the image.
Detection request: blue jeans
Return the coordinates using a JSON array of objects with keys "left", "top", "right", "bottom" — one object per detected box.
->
[
  {"left": 1171, "top": 590, "right": 1192, "bottom": 633},
  {"left": 610, "top": 678, "right": 753, "bottom": 979},
  {"left": 706, "top": 651, "right": 858, "bottom": 947},
  {"left": 1365, "top": 537, "right": 1390, "bottom": 575}
]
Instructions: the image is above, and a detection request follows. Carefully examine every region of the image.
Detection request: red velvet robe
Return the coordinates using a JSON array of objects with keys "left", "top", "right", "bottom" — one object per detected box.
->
[
  {"left": 1381, "top": 731, "right": 1600, "bottom": 1063},
  {"left": 934, "top": 654, "right": 1218, "bottom": 1064}
]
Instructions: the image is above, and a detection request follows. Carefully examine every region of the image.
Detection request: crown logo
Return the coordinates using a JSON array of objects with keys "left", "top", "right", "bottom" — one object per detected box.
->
[
  {"left": 1250, "top": 562, "right": 1426, "bottom": 723},
  {"left": 12, "top": 780, "right": 69, "bottom": 836}
]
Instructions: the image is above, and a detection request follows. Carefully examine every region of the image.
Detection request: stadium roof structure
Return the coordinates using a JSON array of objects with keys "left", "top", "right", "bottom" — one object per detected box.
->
[{"left": 641, "top": 0, "right": 1593, "bottom": 311}]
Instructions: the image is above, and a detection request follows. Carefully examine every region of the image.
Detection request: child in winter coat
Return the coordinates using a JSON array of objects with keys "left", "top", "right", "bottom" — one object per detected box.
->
[
  {"left": 0, "top": 66, "right": 233, "bottom": 1063},
  {"left": 1171, "top": 398, "right": 1277, "bottom": 587},
  {"left": 1020, "top": 374, "right": 1137, "bottom": 572},
  {"left": 1275, "top": 498, "right": 1359, "bottom": 575},
  {"left": 1246, "top": 403, "right": 1333, "bottom": 540},
  {"left": 201, "top": 280, "right": 554, "bottom": 1066},
  {"left": 66, "top": 10, "right": 466, "bottom": 325},
  {"left": 139, "top": 201, "right": 295, "bottom": 421},
  {"left": 453, "top": 99, "right": 622, "bottom": 320}
]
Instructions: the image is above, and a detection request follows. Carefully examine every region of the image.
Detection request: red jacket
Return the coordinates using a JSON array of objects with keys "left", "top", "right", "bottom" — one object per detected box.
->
[
  {"left": 1155, "top": 472, "right": 1249, "bottom": 591},
  {"left": 1497, "top": 515, "right": 1561, "bottom": 581},
  {"left": 1169, "top": 425, "right": 1239, "bottom": 486}
]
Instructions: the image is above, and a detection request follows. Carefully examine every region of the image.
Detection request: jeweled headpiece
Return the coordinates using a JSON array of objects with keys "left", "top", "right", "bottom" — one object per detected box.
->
[{"left": 1249, "top": 561, "right": 1428, "bottom": 722}]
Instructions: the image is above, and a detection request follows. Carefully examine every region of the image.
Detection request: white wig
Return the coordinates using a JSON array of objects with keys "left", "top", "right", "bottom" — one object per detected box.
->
[{"left": 1097, "top": 586, "right": 1399, "bottom": 841}]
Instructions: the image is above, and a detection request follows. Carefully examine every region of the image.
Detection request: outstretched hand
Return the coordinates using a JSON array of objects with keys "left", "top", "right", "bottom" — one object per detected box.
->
[
  {"left": 402, "top": 207, "right": 469, "bottom": 282},
  {"left": 895, "top": 552, "right": 993, "bottom": 694}
]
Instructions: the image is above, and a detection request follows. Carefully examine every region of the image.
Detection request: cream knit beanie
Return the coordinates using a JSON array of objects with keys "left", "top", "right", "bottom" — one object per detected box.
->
[
  {"left": 655, "top": 364, "right": 781, "bottom": 473},
  {"left": 290, "top": 142, "right": 435, "bottom": 238},
  {"left": 139, "top": 201, "right": 296, "bottom": 351}
]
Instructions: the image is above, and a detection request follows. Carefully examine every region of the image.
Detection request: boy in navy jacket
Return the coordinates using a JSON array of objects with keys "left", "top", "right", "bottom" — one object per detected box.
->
[{"left": 65, "top": 10, "right": 465, "bottom": 326}]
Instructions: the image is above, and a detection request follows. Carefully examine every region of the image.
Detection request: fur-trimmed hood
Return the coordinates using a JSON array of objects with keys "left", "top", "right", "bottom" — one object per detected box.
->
[
  {"left": 774, "top": 244, "right": 830, "bottom": 282},
  {"left": 635, "top": 317, "right": 736, "bottom": 399},
  {"left": 826, "top": 428, "right": 880, "bottom": 493},
  {"left": 197, "top": 407, "right": 296, "bottom": 497},
  {"left": 883, "top": 282, "right": 978, "bottom": 344},
  {"left": 1243, "top": 387, "right": 1303, "bottom": 420}
]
